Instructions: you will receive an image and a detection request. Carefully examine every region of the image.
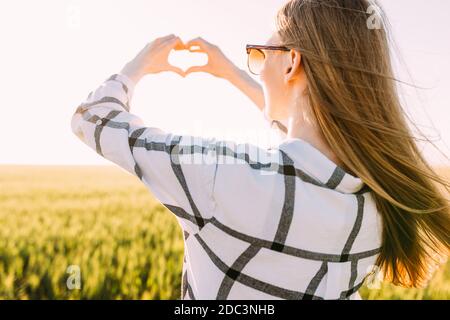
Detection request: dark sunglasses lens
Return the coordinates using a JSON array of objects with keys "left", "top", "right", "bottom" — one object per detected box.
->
[{"left": 248, "top": 49, "right": 264, "bottom": 74}]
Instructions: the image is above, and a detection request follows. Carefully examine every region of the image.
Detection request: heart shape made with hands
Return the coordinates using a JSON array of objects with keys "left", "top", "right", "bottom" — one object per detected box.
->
[{"left": 168, "top": 45, "right": 208, "bottom": 73}]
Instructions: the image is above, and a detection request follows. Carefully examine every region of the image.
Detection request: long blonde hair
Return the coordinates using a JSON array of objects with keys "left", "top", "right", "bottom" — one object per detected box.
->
[{"left": 276, "top": 0, "right": 449, "bottom": 288}]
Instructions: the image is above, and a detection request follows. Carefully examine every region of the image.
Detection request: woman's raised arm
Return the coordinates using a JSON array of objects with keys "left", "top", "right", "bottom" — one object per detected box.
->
[{"left": 184, "top": 37, "right": 265, "bottom": 112}]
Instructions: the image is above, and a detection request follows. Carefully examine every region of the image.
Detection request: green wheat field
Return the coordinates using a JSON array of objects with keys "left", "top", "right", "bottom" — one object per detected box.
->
[{"left": 0, "top": 165, "right": 448, "bottom": 300}]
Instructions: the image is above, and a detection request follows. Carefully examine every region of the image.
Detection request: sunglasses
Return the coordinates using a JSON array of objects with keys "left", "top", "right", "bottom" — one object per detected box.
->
[{"left": 246, "top": 44, "right": 290, "bottom": 75}]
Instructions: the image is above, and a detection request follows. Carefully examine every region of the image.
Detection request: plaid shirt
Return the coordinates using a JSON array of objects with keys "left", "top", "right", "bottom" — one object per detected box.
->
[{"left": 71, "top": 73, "right": 383, "bottom": 300}]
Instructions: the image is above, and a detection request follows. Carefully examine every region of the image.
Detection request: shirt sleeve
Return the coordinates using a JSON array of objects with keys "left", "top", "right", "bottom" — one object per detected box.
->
[{"left": 70, "top": 72, "right": 221, "bottom": 235}]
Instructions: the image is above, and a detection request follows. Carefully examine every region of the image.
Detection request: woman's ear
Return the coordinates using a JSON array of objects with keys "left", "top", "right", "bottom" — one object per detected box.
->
[{"left": 285, "top": 50, "right": 301, "bottom": 82}]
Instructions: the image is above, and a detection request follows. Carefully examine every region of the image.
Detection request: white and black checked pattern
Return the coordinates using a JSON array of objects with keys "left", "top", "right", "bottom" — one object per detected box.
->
[{"left": 71, "top": 73, "right": 383, "bottom": 300}]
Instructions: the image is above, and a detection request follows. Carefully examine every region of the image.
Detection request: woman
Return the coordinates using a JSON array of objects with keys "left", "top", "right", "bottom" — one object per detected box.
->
[{"left": 71, "top": 0, "right": 449, "bottom": 300}]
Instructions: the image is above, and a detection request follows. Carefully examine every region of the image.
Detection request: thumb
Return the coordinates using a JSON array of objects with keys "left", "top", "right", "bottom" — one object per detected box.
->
[
  {"left": 185, "top": 65, "right": 205, "bottom": 76},
  {"left": 167, "top": 66, "right": 186, "bottom": 78}
]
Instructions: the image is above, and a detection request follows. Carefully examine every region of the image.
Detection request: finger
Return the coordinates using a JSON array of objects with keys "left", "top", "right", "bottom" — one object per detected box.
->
[
  {"left": 162, "top": 34, "right": 176, "bottom": 40},
  {"left": 164, "top": 36, "right": 186, "bottom": 50},
  {"left": 185, "top": 38, "right": 207, "bottom": 52},
  {"left": 172, "top": 37, "right": 187, "bottom": 50},
  {"left": 186, "top": 36, "right": 211, "bottom": 46},
  {"left": 185, "top": 65, "right": 205, "bottom": 75},
  {"left": 159, "top": 34, "right": 177, "bottom": 44},
  {"left": 185, "top": 38, "right": 201, "bottom": 46},
  {"left": 167, "top": 66, "right": 186, "bottom": 78},
  {"left": 154, "top": 34, "right": 174, "bottom": 43}
]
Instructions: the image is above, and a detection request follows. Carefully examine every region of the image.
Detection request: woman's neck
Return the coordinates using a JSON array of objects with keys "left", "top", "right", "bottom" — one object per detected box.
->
[{"left": 286, "top": 115, "right": 348, "bottom": 172}]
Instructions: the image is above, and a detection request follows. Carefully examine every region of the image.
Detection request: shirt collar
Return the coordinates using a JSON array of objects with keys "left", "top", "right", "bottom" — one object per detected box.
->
[{"left": 277, "top": 137, "right": 366, "bottom": 194}]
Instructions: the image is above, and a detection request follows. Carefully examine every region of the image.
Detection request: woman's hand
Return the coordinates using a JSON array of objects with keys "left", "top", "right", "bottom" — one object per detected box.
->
[
  {"left": 120, "top": 34, "right": 187, "bottom": 83},
  {"left": 185, "top": 36, "right": 265, "bottom": 111},
  {"left": 184, "top": 37, "right": 238, "bottom": 80}
]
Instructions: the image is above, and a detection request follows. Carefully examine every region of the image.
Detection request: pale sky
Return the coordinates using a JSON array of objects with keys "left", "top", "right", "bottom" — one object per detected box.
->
[{"left": 1, "top": 0, "right": 449, "bottom": 165}]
